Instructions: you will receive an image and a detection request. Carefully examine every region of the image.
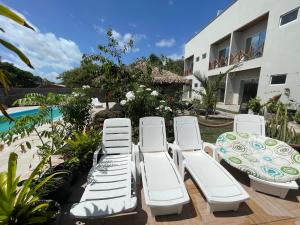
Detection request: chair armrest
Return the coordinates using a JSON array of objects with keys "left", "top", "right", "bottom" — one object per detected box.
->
[
  {"left": 169, "top": 142, "right": 185, "bottom": 179},
  {"left": 93, "top": 145, "right": 102, "bottom": 167},
  {"left": 203, "top": 142, "right": 218, "bottom": 160},
  {"left": 132, "top": 144, "right": 140, "bottom": 184}
]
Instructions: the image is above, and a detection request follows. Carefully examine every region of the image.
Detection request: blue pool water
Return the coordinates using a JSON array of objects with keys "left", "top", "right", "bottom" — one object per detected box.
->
[{"left": 0, "top": 107, "right": 63, "bottom": 132}]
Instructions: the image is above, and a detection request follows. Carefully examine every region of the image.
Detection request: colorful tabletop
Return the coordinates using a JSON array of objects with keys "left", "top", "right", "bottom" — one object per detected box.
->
[{"left": 216, "top": 132, "right": 300, "bottom": 183}]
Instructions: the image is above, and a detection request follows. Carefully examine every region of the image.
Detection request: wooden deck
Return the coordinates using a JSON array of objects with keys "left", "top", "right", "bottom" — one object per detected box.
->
[{"left": 59, "top": 161, "right": 300, "bottom": 225}]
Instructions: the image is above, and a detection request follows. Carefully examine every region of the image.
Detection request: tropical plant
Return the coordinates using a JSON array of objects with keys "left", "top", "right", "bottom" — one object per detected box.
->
[
  {"left": 58, "top": 63, "right": 100, "bottom": 88},
  {"left": 120, "top": 86, "right": 173, "bottom": 126},
  {"left": 294, "top": 107, "right": 300, "bottom": 124},
  {"left": 248, "top": 97, "right": 262, "bottom": 115},
  {"left": 82, "top": 28, "right": 134, "bottom": 109},
  {"left": 0, "top": 152, "right": 61, "bottom": 225},
  {"left": 0, "top": 93, "right": 67, "bottom": 167},
  {"left": 60, "top": 87, "right": 92, "bottom": 133},
  {"left": 0, "top": 4, "right": 34, "bottom": 120},
  {"left": 193, "top": 65, "right": 239, "bottom": 116},
  {"left": 266, "top": 103, "right": 297, "bottom": 144},
  {"left": 63, "top": 130, "right": 102, "bottom": 170}
]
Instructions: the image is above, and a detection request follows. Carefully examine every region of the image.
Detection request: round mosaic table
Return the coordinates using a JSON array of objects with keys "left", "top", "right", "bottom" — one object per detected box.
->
[{"left": 216, "top": 132, "right": 300, "bottom": 183}]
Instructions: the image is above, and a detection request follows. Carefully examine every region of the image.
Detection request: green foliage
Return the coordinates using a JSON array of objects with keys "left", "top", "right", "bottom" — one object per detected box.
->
[
  {"left": 93, "top": 109, "right": 121, "bottom": 129},
  {"left": 63, "top": 131, "right": 102, "bottom": 170},
  {"left": 121, "top": 86, "right": 173, "bottom": 126},
  {"left": 194, "top": 65, "right": 239, "bottom": 116},
  {"left": 266, "top": 104, "right": 297, "bottom": 144},
  {"left": 60, "top": 88, "right": 92, "bottom": 133},
  {"left": 147, "top": 54, "right": 184, "bottom": 76},
  {"left": 82, "top": 28, "right": 134, "bottom": 108},
  {"left": 0, "top": 62, "right": 43, "bottom": 88},
  {"left": 0, "top": 4, "right": 35, "bottom": 121},
  {"left": 266, "top": 98, "right": 279, "bottom": 113},
  {"left": 294, "top": 107, "right": 300, "bottom": 124},
  {"left": 0, "top": 153, "right": 60, "bottom": 225},
  {"left": 248, "top": 97, "right": 262, "bottom": 115},
  {"left": 1, "top": 93, "right": 67, "bottom": 167},
  {"left": 58, "top": 63, "right": 100, "bottom": 88}
]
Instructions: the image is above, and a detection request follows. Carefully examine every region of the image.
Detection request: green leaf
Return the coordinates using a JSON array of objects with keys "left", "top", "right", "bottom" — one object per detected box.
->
[
  {"left": 0, "top": 70, "right": 11, "bottom": 94},
  {"left": 0, "top": 38, "right": 34, "bottom": 69},
  {"left": 0, "top": 4, "right": 35, "bottom": 30},
  {"left": 25, "top": 141, "right": 31, "bottom": 149}
]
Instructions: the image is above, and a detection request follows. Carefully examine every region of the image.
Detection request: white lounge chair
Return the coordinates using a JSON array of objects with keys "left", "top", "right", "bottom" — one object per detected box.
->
[
  {"left": 139, "top": 117, "right": 190, "bottom": 216},
  {"left": 70, "top": 118, "right": 138, "bottom": 218},
  {"left": 233, "top": 114, "right": 299, "bottom": 199},
  {"left": 172, "top": 116, "right": 249, "bottom": 212},
  {"left": 91, "top": 97, "right": 103, "bottom": 108}
]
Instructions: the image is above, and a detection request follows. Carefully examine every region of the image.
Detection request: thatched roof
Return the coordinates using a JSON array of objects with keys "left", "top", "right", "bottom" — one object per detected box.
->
[
  {"left": 151, "top": 67, "right": 189, "bottom": 85},
  {"left": 132, "top": 61, "right": 189, "bottom": 85}
]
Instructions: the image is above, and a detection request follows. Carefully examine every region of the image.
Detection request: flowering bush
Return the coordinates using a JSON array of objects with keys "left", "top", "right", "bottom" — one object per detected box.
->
[
  {"left": 60, "top": 86, "right": 92, "bottom": 132},
  {"left": 120, "top": 86, "right": 173, "bottom": 126}
]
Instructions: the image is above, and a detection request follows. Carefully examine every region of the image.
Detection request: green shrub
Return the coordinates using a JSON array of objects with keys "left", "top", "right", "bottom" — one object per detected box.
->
[
  {"left": 93, "top": 109, "right": 121, "bottom": 129},
  {"left": 295, "top": 107, "right": 300, "bottom": 124},
  {"left": 60, "top": 87, "right": 92, "bottom": 132},
  {"left": 266, "top": 98, "right": 279, "bottom": 113},
  {"left": 248, "top": 97, "right": 262, "bottom": 115}
]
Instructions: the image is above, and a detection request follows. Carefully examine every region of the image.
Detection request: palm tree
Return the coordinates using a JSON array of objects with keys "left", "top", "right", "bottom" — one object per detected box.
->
[
  {"left": 193, "top": 64, "right": 239, "bottom": 117},
  {"left": 0, "top": 4, "right": 35, "bottom": 119}
]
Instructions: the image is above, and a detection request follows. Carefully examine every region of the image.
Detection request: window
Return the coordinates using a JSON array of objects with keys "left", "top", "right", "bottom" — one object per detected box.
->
[
  {"left": 280, "top": 8, "right": 299, "bottom": 26},
  {"left": 202, "top": 53, "right": 206, "bottom": 59},
  {"left": 245, "top": 31, "right": 266, "bottom": 58},
  {"left": 270, "top": 74, "right": 287, "bottom": 85},
  {"left": 195, "top": 56, "right": 200, "bottom": 62},
  {"left": 194, "top": 83, "right": 198, "bottom": 88},
  {"left": 218, "top": 47, "right": 229, "bottom": 59}
]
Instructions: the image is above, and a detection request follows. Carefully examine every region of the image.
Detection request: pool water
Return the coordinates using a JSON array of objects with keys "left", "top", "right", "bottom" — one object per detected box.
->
[{"left": 0, "top": 107, "right": 63, "bottom": 132}]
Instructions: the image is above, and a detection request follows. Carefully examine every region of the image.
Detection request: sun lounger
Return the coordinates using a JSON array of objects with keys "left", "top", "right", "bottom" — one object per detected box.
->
[
  {"left": 70, "top": 118, "right": 138, "bottom": 218},
  {"left": 172, "top": 116, "right": 249, "bottom": 212},
  {"left": 139, "top": 117, "right": 190, "bottom": 216},
  {"left": 233, "top": 114, "right": 299, "bottom": 198}
]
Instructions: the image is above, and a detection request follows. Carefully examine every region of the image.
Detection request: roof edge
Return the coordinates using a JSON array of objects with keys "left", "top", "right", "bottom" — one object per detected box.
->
[{"left": 185, "top": 0, "right": 239, "bottom": 44}]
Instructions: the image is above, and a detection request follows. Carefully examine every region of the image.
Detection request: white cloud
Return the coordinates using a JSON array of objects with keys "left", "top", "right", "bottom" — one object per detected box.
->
[
  {"left": 167, "top": 53, "right": 183, "bottom": 60},
  {"left": 93, "top": 25, "right": 146, "bottom": 53},
  {"left": 168, "top": 0, "right": 174, "bottom": 5},
  {"left": 0, "top": 9, "right": 82, "bottom": 82},
  {"left": 99, "top": 17, "right": 105, "bottom": 23},
  {"left": 155, "top": 38, "right": 176, "bottom": 47}
]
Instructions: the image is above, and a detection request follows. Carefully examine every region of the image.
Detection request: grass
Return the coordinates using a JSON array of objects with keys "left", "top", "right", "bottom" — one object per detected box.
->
[{"left": 198, "top": 117, "right": 233, "bottom": 143}]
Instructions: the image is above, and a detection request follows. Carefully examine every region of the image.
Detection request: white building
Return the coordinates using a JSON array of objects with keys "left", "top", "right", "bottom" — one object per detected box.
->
[{"left": 184, "top": 0, "right": 300, "bottom": 111}]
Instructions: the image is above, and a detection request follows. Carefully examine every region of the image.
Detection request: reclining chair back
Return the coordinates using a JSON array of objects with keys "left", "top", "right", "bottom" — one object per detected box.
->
[
  {"left": 234, "top": 114, "right": 265, "bottom": 136},
  {"left": 139, "top": 117, "right": 167, "bottom": 152},
  {"left": 102, "top": 118, "right": 132, "bottom": 154}
]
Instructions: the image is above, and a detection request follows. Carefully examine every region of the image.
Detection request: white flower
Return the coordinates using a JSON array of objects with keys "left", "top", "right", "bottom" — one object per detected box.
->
[
  {"left": 160, "top": 100, "right": 165, "bottom": 103},
  {"left": 139, "top": 85, "right": 145, "bottom": 88},
  {"left": 73, "top": 92, "right": 79, "bottom": 97},
  {"left": 150, "top": 90, "right": 158, "bottom": 96},
  {"left": 120, "top": 100, "right": 127, "bottom": 106},
  {"left": 168, "top": 107, "right": 172, "bottom": 112},
  {"left": 159, "top": 105, "right": 164, "bottom": 109},
  {"left": 155, "top": 107, "right": 159, "bottom": 110},
  {"left": 126, "top": 91, "right": 135, "bottom": 101},
  {"left": 82, "top": 85, "right": 90, "bottom": 89}
]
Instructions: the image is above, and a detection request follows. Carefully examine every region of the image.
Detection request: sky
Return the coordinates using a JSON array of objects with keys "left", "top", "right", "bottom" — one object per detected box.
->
[{"left": 0, "top": 0, "right": 234, "bottom": 82}]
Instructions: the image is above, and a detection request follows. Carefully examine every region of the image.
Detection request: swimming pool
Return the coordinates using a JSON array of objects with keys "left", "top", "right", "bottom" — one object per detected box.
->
[{"left": 0, "top": 107, "right": 63, "bottom": 132}]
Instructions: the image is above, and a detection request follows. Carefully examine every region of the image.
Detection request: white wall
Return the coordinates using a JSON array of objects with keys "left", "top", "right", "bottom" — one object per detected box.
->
[{"left": 184, "top": 0, "right": 300, "bottom": 104}]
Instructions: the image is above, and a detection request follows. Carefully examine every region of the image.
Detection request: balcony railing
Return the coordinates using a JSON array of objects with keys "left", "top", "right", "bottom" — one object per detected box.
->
[
  {"left": 184, "top": 68, "right": 193, "bottom": 76},
  {"left": 209, "top": 56, "right": 229, "bottom": 70},
  {"left": 230, "top": 43, "right": 264, "bottom": 65}
]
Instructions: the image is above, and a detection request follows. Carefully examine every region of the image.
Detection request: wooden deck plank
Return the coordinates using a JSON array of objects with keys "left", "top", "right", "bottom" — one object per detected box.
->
[{"left": 58, "top": 161, "right": 300, "bottom": 225}]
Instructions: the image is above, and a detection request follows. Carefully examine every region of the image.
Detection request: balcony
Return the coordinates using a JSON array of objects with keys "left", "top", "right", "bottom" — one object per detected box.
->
[
  {"left": 209, "top": 56, "right": 229, "bottom": 70},
  {"left": 184, "top": 68, "right": 193, "bottom": 76},
  {"left": 230, "top": 43, "right": 264, "bottom": 64}
]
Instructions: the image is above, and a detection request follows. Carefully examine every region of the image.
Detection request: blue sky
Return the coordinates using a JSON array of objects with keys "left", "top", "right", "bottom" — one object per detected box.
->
[{"left": 0, "top": 0, "right": 233, "bottom": 81}]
